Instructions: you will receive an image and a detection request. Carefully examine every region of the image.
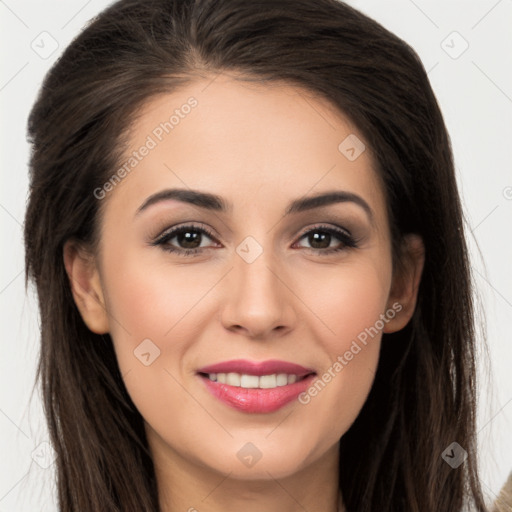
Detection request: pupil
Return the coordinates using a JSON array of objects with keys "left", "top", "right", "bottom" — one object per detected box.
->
[
  {"left": 178, "top": 231, "right": 201, "bottom": 249},
  {"left": 309, "top": 232, "right": 330, "bottom": 249}
]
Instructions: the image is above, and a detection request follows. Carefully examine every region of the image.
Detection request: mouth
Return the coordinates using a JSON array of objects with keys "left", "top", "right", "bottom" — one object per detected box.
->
[
  {"left": 200, "top": 372, "right": 306, "bottom": 388},
  {"left": 196, "top": 359, "right": 316, "bottom": 413}
]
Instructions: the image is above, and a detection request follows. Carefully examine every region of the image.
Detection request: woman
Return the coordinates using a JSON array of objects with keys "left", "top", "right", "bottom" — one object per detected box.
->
[{"left": 24, "top": 0, "right": 491, "bottom": 510}]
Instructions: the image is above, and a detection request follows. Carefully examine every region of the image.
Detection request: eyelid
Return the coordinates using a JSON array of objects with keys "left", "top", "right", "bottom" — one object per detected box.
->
[
  {"left": 151, "top": 221, "right": 360, "bottom": 258},
  {"left": 292, "top": 223, "right": 360, "bottom": 251},
  {"left": 151, "top": 222, "right": 221, "bottom": 246},
  {"left": 294, "top": 222, "right": 352, "bottom": 239}
]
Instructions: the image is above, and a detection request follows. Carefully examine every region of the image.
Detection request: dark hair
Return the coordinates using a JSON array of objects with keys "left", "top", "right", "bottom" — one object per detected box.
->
[{"left": 24, "top": 0, "right": 488, "bottom": 510}]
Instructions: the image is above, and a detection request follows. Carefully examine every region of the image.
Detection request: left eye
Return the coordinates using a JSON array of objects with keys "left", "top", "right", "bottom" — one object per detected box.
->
[{"left": 294, "top": 227, "right": 357, "bottom": 251}]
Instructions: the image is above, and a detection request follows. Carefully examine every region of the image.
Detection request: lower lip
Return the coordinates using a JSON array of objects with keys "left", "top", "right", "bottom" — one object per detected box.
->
[{"left": 200, "top": 374, "right": 316, "bottom": 413}]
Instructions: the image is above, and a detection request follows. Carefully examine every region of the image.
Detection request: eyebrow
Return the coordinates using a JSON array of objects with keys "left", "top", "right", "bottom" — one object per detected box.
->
[
  {"left": 136, "top": 188, "right": 229, "bottom": 215},
  {"left": 136, "top": 188, "right": 374, "bottom": 222}
]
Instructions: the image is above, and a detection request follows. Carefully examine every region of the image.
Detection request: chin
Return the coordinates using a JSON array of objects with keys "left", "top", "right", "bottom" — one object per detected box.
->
[{"left": 201, "top": 432, "right": 331, "bottom": 481}]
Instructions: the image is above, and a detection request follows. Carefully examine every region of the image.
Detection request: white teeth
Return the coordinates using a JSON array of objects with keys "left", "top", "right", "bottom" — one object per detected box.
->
[
  {"left": 240, "top": 375, "right": 259, "bottom": 388},
  {"left": 259, "top": 374, "right": 277, "bottom": 388},
  {"left": 226, "top": 372, "right": 241, "bottom": 386},
  {"left": 206, "top": 372, "right": 302, "bottom": 389},
  {"left": 276, "top": 373, "right": 288, "bottom": 386}
]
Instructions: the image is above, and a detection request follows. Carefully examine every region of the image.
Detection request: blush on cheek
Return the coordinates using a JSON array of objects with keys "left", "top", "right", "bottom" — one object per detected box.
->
[
  {"left": 300, "top": 272, "right": 387, "bottom": 434},
  {"left": 103, "top": 265, "right": 191, "bottom": 339},
  {"left": 320, "top": 284, "right": 389, "bottom": 352}
]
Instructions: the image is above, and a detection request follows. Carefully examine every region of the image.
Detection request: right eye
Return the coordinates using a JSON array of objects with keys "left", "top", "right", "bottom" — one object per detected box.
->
[{"left": 152, "top": 224, "right": 221, "bottom": 256}]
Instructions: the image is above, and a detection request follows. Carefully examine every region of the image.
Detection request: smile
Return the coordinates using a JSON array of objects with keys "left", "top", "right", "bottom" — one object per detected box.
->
[
  {"left": 205, "top": 372, "right": 301, "bottom": 388},
  {"left": 197, "top": 359, "right": 316, "bottom": 413}
]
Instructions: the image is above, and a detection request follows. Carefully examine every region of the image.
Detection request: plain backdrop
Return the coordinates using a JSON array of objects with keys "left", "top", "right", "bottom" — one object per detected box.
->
[{"left": 1, "top": 0, "right": 511, "bottom": 510}]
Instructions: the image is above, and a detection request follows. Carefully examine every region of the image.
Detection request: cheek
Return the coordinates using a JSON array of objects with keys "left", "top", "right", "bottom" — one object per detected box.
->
[
  {"left": 100, "top": 256, "right": 220, "bottom": 441},
  {"left": 102, "top": 250, "right": 215, "bottom": 356},
  {"left": 100, "top": 250, "right": 228, "bottom": 422},
  {"left": 302, "top": 256, "right": 391, "bottom": 347},
  {"left": 293, "top": 260, "right": 390, "bottom": 440}
]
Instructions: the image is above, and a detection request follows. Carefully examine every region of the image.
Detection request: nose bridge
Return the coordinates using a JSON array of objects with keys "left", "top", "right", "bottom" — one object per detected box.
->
[
  {"left": 220, "top": 236, "right": 295, "bottom": 337},
  {"left": 236, "top": 250, "right": 280, "bottom": 302}
]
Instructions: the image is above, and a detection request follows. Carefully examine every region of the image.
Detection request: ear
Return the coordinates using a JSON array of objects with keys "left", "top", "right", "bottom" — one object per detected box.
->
[
  {"left": 63, "top": 240, "right": 110, "bottom": 334},
  {"left": 383, "top": 234, "right": 425, "bottom": 333}
]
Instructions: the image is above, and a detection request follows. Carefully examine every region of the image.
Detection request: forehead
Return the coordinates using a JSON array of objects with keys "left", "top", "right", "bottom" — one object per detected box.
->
[{"left": 103, "top": 73, "right": 387, "bottom": 224}]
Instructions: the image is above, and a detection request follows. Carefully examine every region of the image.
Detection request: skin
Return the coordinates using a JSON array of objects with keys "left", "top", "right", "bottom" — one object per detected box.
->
[{"left": 64, "top": 73, "right": 424, "bottom": 512}]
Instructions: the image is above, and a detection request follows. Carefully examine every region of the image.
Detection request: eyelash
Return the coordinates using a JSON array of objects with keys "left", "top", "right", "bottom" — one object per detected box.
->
[{"left": 151, "top": 223, "right": 360, "bottom": 257}]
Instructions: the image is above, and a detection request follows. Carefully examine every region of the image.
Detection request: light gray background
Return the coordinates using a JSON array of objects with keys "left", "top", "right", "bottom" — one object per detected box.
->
[{"left": 1, "top": 0, "right": 511, "bottom": 510}]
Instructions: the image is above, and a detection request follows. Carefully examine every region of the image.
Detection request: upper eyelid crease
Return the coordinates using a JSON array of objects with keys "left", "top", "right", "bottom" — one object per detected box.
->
[
  {"left": 153, "top": 223, "right": 218, "bottom": 243},
  {"left": 135, "top": 188, "right": 374, "bottom": 226}
]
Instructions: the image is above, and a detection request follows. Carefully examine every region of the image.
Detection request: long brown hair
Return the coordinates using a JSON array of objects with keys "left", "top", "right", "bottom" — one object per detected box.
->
[{"left": 24, "top": 0, "right": 488, "bottom": 510}]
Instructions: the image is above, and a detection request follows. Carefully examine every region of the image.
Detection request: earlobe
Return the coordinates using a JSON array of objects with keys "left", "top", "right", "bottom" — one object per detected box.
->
[
  {"left": 63, "top": 240, "right": 110, "bottom": 334},
  {"left": 383, "top": 234, "right": 425, "bottom": 333}
]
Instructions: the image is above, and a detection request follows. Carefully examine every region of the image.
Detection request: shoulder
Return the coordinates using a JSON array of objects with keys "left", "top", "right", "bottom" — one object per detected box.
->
[{"left": 492, "top": 471, "right": 512, "bottom": 512}]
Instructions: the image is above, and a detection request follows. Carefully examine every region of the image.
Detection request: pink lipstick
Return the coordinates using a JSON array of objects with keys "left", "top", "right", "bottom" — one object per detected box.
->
[{"left": 197, "top": 359, "right": 316, "bottom": 413}]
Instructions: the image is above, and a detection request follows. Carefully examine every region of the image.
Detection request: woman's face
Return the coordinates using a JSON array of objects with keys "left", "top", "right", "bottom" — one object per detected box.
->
[{"left": 69, "top": 74, "right": 419, "bottom": 482}]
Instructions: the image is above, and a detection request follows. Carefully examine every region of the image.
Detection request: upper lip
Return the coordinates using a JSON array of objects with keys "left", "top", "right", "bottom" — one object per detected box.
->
[{"left": 197, "top": 359, "right": 315, "bottom": 377}]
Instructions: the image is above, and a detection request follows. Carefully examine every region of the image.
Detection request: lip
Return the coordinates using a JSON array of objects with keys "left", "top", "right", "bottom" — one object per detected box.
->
[
  {"left": 197, "top": 359, "right": 314, "bottom": 377},
  {"left": 197, "top": 359, "right": 316, "bottom": 414}
]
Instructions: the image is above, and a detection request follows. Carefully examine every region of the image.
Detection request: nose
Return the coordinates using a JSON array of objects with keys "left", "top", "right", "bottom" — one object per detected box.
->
[{"left": 220, "top": 251, "right": 297, "bottom": 340}]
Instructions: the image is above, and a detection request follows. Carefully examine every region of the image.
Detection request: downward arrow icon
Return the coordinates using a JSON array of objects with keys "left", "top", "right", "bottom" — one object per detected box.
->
[
  {"left": 445, "top": 39, "right": 455, "bottom": 48},
  {"left": 244, "top": 455, "right": 253, "bottom": 465},
  {"left": 442, "top": 442, "right": 467, "bottom": 468},
  {"left": 236, "top": 236, "right": 263, "bottom": 263},
  {"left": 345, "top": 147, "right": 355, "bottom": 157},
  {"left": 141, "top": 352, "right": 151, "bottom": 362},
  {"left": 31, "top": 31, "right": 59, "bottom": 60}
]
